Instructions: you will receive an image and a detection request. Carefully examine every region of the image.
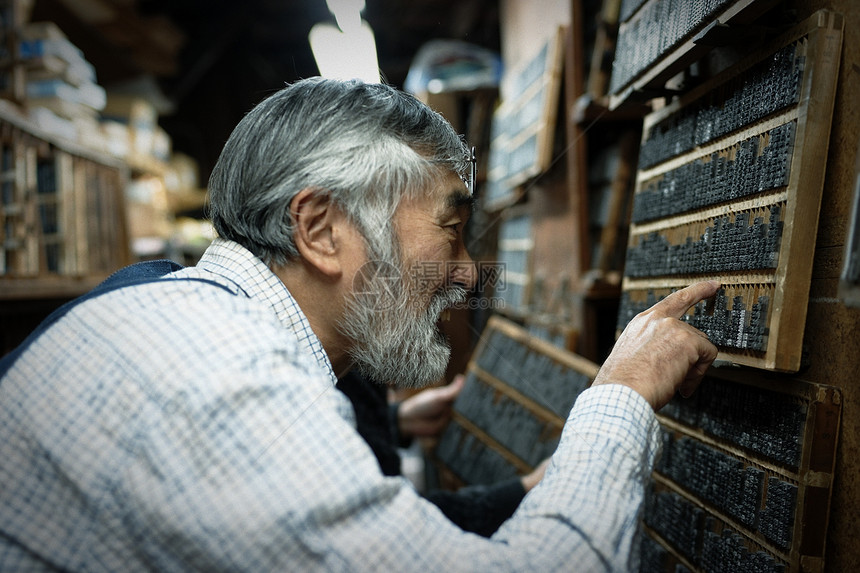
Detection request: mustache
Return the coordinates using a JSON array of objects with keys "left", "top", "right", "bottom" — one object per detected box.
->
[{"left": 426, "top": 284, "right": 468, "bottom": 318}]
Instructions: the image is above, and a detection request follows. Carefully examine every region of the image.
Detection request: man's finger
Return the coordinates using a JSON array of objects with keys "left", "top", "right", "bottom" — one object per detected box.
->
[
  {"left": 679, "top": 331, "right": 719, "bottom": 397},
  {"left": 439, "top": 375, "right": 465, "bottom": 400},
  {"left": 649, "top": 280, "right": 721, "bottom": 319}
]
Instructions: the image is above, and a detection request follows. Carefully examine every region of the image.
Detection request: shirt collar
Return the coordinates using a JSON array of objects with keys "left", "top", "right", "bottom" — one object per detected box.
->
[{"left": 195, "top": 238, "right": 337, "bottom": 384}]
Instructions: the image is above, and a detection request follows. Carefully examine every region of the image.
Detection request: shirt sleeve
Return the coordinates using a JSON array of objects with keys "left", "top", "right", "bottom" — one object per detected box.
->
[
  {"left": 116, "top": 366, "right": 660, "bottom": 571},
  {"left": 492, "top": 383, "right": 663, "bottom": 571},
  {"left": 337, "top": 371, "right": 524, "bottom": 537}
]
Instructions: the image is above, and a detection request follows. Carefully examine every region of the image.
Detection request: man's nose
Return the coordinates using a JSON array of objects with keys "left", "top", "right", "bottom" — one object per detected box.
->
[{"left": 450, "top": 256, "right": 477, "bottom": 291}]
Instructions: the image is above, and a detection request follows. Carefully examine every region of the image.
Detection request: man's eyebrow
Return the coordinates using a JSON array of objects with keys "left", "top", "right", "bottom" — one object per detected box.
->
[{"left": 446, "top": 190, "right": 476, "bottom": 213}]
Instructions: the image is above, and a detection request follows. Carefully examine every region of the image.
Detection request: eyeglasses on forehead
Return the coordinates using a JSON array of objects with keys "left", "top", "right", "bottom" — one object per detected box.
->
[{"left": 464, "top": 146, "right": 476, "bottom": 195}]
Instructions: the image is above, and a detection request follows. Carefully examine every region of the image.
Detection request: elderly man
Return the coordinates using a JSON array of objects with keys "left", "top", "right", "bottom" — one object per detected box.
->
[{"left": 0, "top": 78, "right": 719, "bottom": 571}]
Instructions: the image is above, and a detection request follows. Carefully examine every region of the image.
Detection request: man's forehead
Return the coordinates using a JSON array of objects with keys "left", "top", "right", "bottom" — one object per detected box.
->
[{"left": 396, "top": 171, "right": 475, "bottom": 215}]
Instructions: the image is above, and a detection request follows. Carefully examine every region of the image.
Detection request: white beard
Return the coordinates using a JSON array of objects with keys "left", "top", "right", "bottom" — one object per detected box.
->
[{"left": 338, "top": 256, "right": 467, "bottom": 388}]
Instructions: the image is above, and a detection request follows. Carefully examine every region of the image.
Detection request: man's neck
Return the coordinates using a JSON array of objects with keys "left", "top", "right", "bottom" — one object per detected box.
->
[{"left": 273, "top": 261, "right": 353, "bottom": 378}]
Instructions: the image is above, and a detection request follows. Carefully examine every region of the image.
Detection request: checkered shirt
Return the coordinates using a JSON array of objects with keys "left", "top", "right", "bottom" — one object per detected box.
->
[{"left": 0, "top": 238, "right": 661, "bottom": 572}]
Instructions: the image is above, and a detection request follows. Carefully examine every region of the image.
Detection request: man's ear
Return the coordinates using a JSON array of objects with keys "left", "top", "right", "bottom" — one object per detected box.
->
[{"left": 290, "top": 188, "right": 344, "bottom": 278}]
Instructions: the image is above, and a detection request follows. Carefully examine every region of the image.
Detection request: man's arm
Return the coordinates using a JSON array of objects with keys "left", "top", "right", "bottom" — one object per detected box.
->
[
  {"left": 0, "top": 280, "right": 718, "bottom": 571},
  {"left": 489, "top": 281, "right": 721, "bottom": 570}
]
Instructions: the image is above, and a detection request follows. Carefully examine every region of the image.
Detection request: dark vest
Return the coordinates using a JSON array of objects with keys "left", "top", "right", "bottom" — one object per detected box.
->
[{"left": 0, "top": 260, "right": 231, "bottom": 378}]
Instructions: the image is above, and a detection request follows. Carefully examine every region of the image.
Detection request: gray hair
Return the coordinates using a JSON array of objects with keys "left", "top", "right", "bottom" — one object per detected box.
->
[{"left": 207, "top": 77, "right": 470, "bottom": 266}]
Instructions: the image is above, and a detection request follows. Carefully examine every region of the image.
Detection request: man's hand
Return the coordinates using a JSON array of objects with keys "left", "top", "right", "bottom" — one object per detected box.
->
[
  {"left": 397, "top": 374, "right": 466, "bottom": 439},
  {"left": 593, "top": 281, "right": 720, "bottom": 411},
  {"left": 521, "top": 458, "right": 551, "bottom": 492}
]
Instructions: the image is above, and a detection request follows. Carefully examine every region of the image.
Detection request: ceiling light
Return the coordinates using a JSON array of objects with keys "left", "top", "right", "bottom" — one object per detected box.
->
[{"left": 309, "top": 0, "right": 380, "bottom": 83}]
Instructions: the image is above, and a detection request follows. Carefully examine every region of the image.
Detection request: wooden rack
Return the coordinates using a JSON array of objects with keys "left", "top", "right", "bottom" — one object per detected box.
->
[
  {"left": 642, "top": 369, "right": 841, "bottom": 573},
  {"left": 484, "top": 26, "right": 565, "bottom": 212},
  {"left": 0, "top": 99, "right": 130, "bottom": 299},
  {"left": 618, "top": 10, "right": 844, "bottom": 372},
  {"left": 608, "top": 0, "right": 779, "bottom": 110}
]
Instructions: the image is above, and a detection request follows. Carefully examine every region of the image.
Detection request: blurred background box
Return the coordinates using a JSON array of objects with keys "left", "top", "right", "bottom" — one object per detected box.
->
[{"left": 101, "top": 93, "right": 158, "bottom": 157}]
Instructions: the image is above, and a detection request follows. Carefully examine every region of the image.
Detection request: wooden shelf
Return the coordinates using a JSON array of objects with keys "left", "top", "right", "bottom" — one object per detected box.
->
[
  {"left": 0, "top": 99, "right": 131, "bottom": 298},
  {"left": 608, "top": 0, "right": 780, "bottom": 110},
  {"left": 0, "top": 274, "right": 108, "bottom": 299}
]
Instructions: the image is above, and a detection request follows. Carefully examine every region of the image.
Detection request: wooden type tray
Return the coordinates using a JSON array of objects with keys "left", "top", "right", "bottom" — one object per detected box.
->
[
  {"left": 432, "top": 315, "right": 599, "bottom": 486},
  {"left": 642, "top": 372, "right": 841, "bottom": 573},
  {"left": 608, "top": 0, "right": 779, "bottom": 110},
  {"left": 484, "top": 27, "right": 565, "bottom": 212},
  {"left": 0, "top": 101, "right": 130, "bottom": 298},
  {"left": 619, "top": 11, "right": 844, "bottom": 371}
]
